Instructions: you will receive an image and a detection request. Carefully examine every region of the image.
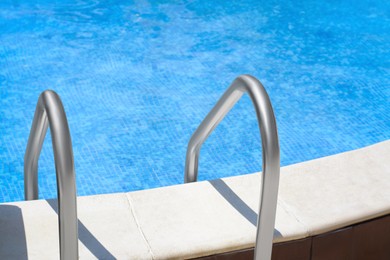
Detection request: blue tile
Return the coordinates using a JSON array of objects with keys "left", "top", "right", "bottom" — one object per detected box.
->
[{"left": 0, "top": 0, "right": 389, "bottom": 202}]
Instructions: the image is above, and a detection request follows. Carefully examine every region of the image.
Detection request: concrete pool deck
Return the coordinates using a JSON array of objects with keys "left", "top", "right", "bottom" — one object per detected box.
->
[{"left": 0, "top": 140, "right": 389, "bottom": 259}]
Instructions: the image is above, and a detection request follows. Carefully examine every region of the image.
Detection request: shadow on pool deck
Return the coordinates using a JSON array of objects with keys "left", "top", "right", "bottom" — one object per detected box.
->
[
  {"left": 47, "top": 199, "right": 115, "bottom": 259},
  {"left": 209, "top": 178, "right": 281, "bottom": 237},
  {"left": 0, "top": 179, "right": 279, "bottom": 259},
  {"left": 0, "top": 205, "right": 28, "bottom": 259}
]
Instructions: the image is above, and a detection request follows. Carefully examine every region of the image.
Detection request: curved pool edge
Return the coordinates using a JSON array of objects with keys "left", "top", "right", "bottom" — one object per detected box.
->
[{"left": 0, "top": 140, "right": 389, "bottom": 259}]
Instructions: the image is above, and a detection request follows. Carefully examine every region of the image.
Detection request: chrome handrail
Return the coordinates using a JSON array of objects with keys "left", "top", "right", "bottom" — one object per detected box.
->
[
  {"left": 24, "top": 90, "right": 78, "bottom": 260},
  {"left": 184, "top": 75, "right": 280, "bottom": 260}
]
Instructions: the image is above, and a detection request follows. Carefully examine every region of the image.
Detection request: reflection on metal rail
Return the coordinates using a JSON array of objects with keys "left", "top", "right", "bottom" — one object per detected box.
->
[
  {"left": 184, "top": 75, "right": 280, "bottom": 260},
  {"left": 24, "top": 90, "right": 78, "bottom": 260}
]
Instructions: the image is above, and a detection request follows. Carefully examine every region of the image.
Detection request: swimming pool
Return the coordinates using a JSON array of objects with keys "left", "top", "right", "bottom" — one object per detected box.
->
[{"left": 0, "top": 0, "right": 389, "bottom": 203}]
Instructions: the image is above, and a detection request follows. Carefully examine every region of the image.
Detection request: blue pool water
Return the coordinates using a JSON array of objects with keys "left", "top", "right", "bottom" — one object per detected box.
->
[{"left": 0, "top": 0, "right": 389, "bottom": 203}]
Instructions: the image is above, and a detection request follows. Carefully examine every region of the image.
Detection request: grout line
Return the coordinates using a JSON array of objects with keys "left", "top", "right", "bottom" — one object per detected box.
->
[
  {"left": 125, "top": 194, "right": 155, "bottom": 260},
  {"left": 278, "top": 197, "right": 311, "bottom": 237}
]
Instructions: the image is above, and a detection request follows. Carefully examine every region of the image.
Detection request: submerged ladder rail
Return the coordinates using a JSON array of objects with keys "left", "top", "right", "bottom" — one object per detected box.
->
[
  {"left": 24, "top": 90, "right": 78, "bottom": 260},
  {"left": 184, "top": 75, "right": 280, "bottom": 260}
]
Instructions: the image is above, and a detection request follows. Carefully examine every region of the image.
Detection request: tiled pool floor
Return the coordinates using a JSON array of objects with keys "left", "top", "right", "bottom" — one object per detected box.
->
[{"left": 0, "top": 0, "right": 389, "bottom": 202}]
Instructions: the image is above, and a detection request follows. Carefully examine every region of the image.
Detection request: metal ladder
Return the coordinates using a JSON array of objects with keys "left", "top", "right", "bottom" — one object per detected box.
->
[
  {"left": 24, "top": 90, "right": 78, "bottom": 260},
  {"left": 184, "top": 75, "right": 280, "bottom": 260},
  {"left": 23, "top": 75, "right": 277, "bottom": 260}
]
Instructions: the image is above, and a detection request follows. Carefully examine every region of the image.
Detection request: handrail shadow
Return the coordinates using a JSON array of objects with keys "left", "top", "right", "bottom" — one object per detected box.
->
[
  {"left": 47, "top": 199, "right": 115, "bottom": 259},
  {"left": 209, "top": 179, "right": 281, "bottom": 238}
]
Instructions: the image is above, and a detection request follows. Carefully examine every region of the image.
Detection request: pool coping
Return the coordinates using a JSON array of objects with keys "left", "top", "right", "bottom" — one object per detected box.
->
[{"left": 0, "top": 140, "right": 389, "bottom": 259}]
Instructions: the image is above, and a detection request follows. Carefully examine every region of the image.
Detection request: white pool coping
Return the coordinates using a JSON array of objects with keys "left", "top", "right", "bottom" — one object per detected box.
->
[{"left": 0, "top": 140, "right": 389, "bottom": 259}]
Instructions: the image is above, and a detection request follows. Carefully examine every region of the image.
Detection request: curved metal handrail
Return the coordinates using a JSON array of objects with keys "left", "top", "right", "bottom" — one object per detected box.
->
[
  {"left": 24, "top": 90, "right": 78, "bottom": 260},
  {"left": 184, "top": 75, "right": 280, "bottom": 260}
]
